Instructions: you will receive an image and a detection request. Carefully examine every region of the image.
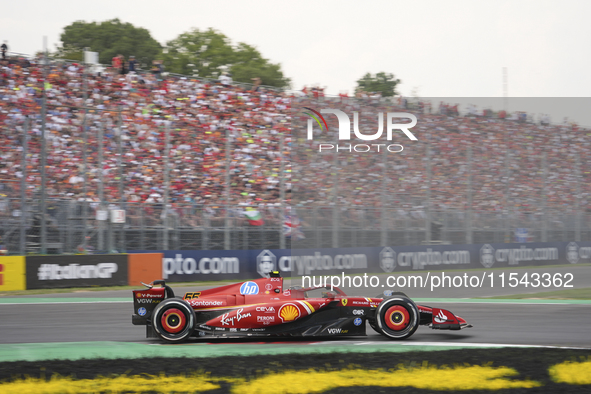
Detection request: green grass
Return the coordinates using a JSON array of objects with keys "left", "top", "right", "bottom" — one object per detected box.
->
[{"left": 482, "top": 287, "right": 591, "bottom": 300}]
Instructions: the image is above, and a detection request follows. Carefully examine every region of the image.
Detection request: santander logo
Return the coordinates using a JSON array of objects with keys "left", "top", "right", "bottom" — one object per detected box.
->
[{"left": 434, "top": 310, "right": 448, "bottom": 323}]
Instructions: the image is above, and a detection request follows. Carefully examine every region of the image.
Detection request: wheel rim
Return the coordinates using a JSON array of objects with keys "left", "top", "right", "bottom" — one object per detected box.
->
[
  {"left": 384, "top": 305, "right": 410, "bottom": 331},
  {"left": 161, "top": 308, "right": 186, "bottom": 334}
]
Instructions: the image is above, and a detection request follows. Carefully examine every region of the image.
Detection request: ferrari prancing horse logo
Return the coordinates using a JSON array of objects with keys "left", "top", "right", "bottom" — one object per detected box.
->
[{"left": 341, "top": 299, "right": 348, "bottom": 306}]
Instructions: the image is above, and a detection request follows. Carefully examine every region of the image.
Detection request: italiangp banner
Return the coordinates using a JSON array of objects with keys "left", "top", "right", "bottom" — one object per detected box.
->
[
  {"left": 26, "top": 255, "right": 129, "bottom": 289},
  {"left": 0, "top": 256, "right": 26, "bottom": 291},
  {"left": 131, "top": 241, "right": 591, "bottom": 282}
]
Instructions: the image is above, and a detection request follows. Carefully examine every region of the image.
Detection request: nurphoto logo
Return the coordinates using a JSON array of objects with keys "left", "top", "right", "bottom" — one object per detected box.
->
[{"left": 303, "top": 107, "right": 418, "bottom": 153}]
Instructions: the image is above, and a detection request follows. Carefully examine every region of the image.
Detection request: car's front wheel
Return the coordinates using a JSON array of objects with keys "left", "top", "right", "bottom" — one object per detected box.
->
[
  {"left": 375, "top": 296, "right": 420, "bottom": 340},
  {"left": 151, "top": 298, "right": 196, "bottom": 343}
]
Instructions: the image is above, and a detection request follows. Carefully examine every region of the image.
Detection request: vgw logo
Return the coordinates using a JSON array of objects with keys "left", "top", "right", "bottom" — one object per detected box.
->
[{"left": 303, "top": 107, "right": 418, "bottom": 153}]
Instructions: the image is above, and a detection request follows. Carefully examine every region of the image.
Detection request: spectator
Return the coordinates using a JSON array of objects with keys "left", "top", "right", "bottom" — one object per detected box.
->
[
  {"left": 112, "top": 54, "right": 121, "bottom": 74},
  {"left": 251, "top": 77, "right": 261, "bottom": 92},
  {"left": 219, "top": 71, "right": 232, "bottom": 86},
  {"left": 128, "top": 56, "right": 137, "bottom": 73},
  {"left": 0, "top": 41, "right": 7, "bottom": 60},
  {"left": 151, "top": 60, "right": 163, "bottom": 77},
  {"left": 118, "top": 54, "right": 126, "bottom": 75}
]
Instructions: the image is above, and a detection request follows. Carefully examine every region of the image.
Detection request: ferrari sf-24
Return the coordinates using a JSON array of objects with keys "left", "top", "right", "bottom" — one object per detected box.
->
[{"left": 132, "top": 271, "right": 472, "bottom": 343}]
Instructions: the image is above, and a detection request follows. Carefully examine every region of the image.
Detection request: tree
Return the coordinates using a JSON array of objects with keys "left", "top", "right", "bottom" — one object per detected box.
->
[
  {"left": 355, "top": 72, "right": 401, "bottom": 97},
  {"left": 56, "top": 19, "right": 162, "bottom": 67},
  {"left": 163, "top": 28, "right": 291, "bottom": 88}
]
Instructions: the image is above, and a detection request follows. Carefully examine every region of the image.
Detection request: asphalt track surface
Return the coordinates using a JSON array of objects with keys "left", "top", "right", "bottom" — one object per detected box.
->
[{"left": 1, "top": 266, "right": 590, "bottom": 348}]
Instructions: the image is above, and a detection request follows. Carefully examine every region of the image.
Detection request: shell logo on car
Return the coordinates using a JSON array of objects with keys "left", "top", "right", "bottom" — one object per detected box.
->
[{"left": 278, "top": 303, "right": 301, "bottom": 322}]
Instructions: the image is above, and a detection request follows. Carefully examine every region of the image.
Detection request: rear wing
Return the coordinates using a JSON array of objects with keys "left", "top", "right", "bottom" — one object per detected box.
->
[{"left": 131, "top": 280, "right": 173, "bottom": 326}]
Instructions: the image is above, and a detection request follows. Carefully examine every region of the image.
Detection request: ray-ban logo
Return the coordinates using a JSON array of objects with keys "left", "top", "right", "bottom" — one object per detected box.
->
[{"left": 304, "top": 108, "right": 418, "bottom": 153}]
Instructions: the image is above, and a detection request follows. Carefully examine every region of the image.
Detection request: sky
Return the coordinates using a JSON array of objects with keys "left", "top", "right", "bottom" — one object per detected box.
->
[{"left": 2, "top": 0, "right": 590, "bottom": 124}]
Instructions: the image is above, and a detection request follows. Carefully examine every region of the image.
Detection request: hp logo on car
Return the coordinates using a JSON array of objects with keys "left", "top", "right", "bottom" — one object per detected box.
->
[
  {"left": 354, "top": 318, "right": 363, "bottom": 326},
  {"left": 240, "top": 281, "right": 259, "bottom": 295}
]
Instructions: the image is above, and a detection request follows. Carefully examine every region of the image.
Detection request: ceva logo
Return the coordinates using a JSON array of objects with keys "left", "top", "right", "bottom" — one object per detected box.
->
[
  {"left": 304, "top": 107, "right": 418, "bottom": 153},
  {"left": 239, "top": 281, "right": 259, "bottom": 295}
]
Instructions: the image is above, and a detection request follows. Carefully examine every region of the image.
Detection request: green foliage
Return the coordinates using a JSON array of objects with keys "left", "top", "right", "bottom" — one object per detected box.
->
[
  {"left": 57, "top": 19, "right": 162, "bottom": 66},
  {"left": 52, "top": 44, "right": 84, "bottom": 62},
  {"left": 55, "top": 21, "right": 290, "bottom": 88},
  {"left": 163, "top": 28, "right": 290, "bottom": 88},
  {"left": 355, "top": 72, "right": 401, "bottom": 97}
]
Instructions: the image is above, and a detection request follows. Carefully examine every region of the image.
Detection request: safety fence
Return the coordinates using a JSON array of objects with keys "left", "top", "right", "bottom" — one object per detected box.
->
[{"left": 1, "top": 198, "right": 590, "bottom": 255}]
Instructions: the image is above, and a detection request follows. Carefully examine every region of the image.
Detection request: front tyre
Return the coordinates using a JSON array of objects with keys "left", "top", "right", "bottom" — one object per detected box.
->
[
  {"left": 151, "top": 298, "right": 196, "bottom": 343},
  {"left": 375, "top": 296, "right": 420, "bottom": 340}
]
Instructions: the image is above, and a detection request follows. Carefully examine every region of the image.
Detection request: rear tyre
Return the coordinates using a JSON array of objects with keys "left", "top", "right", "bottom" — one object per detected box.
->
[
  {"left": 151, "top": 298, "right": 196, "bottom": 343},
  {"left": 375, "top": 296, "right": 420, "bottom": 340}
]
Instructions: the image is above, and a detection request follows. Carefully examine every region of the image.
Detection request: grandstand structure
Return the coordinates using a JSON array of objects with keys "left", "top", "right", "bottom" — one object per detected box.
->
[{"left": 0, "top": 53, "right": 589, "bottom": 254}]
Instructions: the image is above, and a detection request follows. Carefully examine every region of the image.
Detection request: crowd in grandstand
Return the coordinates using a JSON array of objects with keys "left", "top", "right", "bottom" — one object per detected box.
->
[
  {"left": 292, "top": 98, "right": 589, "bottom": 215},
  {"left": 0, "top": 52, "right": 589, "bottom": 230}
]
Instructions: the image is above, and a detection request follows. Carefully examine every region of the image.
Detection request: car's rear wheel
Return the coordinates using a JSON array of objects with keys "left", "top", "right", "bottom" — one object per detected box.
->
[
  {"left": 375, "top": 296, "right": 420, "bottom": 339},
  {"left": 151, "top": 298, "right": 195, "bottom": 342}
]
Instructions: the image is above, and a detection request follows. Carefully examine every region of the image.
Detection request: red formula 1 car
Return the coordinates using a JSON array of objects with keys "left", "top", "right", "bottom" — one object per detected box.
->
[{"left": 131, "top": 272, "right": 472, "bottom": 343}]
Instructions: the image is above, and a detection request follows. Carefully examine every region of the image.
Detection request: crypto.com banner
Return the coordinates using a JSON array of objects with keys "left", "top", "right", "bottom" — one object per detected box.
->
[{"left": 131, "top": 241, "right": 590, "bottom": 282}]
